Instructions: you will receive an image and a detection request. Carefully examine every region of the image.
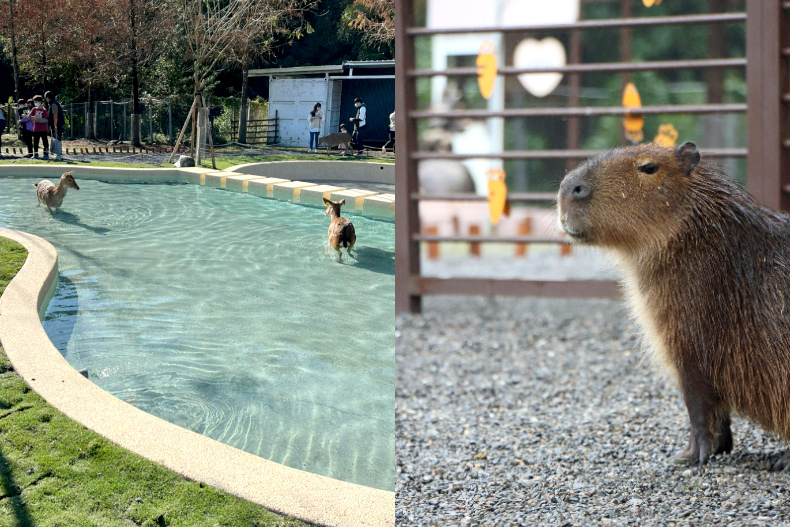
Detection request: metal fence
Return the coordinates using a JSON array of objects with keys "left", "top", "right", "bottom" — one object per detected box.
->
[
  {"left": 395, "top": 0, "right": 789, "bottom": 313},
  {"left": 62, "top": 99, "right": 188, "bottom": 144}
]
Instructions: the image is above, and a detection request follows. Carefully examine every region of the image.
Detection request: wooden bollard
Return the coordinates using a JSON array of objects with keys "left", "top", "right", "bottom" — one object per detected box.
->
[
  {"left": 426, "top": 225, "right": 440, "bottom": 260},
  {"left": 515, "top": 217, "right": 532, "bottom": 257},
  {"left": 469, "top": 225, "right": 481, "bottom": 257},
  {"left": 560, "top": 243, "right": 572, "bottom": 257}
]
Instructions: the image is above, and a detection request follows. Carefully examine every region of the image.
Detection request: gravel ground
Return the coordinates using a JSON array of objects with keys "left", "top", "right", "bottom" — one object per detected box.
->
[{"left": 396, "top": 296, "right": 790, "bottom": 526}]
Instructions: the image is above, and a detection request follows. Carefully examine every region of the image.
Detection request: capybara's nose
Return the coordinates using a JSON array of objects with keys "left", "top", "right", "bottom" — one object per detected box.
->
[{"left": 571, "top": 182, "right": 590, "bottom": 201}]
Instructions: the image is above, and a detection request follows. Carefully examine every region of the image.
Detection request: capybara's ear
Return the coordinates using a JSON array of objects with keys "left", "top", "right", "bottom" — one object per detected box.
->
[{"left": 675, "top": 141, "right": 700, "bottom": 175}]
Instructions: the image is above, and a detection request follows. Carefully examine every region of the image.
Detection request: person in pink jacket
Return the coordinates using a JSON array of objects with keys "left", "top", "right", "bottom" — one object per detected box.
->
[{"left": 28, "top": 95, "right": 49, "bottom": 160}]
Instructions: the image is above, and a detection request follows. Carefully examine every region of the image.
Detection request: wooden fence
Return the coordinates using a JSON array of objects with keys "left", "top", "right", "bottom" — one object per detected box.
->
[
  {"left": 396, "top": 0, "right": 790, "bottom": 313},
  {"left": 230, "top": 110, "right": 279, "bottom": 145}
]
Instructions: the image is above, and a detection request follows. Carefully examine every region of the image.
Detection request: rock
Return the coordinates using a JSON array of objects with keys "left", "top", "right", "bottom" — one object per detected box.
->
[
  {"left": 418, "top": 159, "right": 476, "bottom": 194},
  {"left": 174, "top": 155, "right": 195, "bottom": 168}
]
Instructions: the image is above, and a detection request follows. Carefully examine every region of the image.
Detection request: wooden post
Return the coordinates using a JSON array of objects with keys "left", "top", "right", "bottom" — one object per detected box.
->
[
  {"left": 426, "top": 225, "right": 439, "bottom": 260},
  {"left": 469, "top": 225, "right": 481, "bottom": 257},
  {"left": 515, "top": 218, "right": 532, "bottom": 257},
  {"left": 201, "top": 94, "right": 217, "bottom": 170},
  {"left": 167, "top": 96, "right": 198, "bottom": 164},
  {"left": 746, "top": 0, "right": 789, "bottom": 211}
]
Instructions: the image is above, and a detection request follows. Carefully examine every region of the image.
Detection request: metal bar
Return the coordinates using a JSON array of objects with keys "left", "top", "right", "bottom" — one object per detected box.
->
[
  {"left": 406, "top": 12, "right": 745, "bottom": 36},
  {"left": 411, "top": 192, "right": 557, "bottom": 202},
  {"left": 567, "top": 27, "right": 582, "bottom": 172},
  {"left": 414, "top": 277, "right": 621, "bottom": 299},
  {"left": 408, "top": 58, "right": 747, "bottom": 77},
  {"left": 395, "top": 0, "right": 422, "bottom": 314},
  {"left": 410, "top": 103, "right": 747, "bottom": 120},
  {"left": 415, "top": 236, "right": 566, "bottom": 244},
  {"left": 410, "top": 148, "right": 748, "bottom": 161},
  {"left": 747, "top": 0, "right": 789, "bottom": 211}
]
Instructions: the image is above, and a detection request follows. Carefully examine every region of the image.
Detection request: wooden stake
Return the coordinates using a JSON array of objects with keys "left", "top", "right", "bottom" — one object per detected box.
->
[
  {"left": 426, "top": 225, "right": 439, "bottom": 260},
  {"left": 469, "top": 225, "right": 481, "bottom": 257},
  {"left": 168, "top": 96, "right": 198, "bottom": 164},
  {"left": 515, "top": 218, "right": 532, "bottom": 257}
]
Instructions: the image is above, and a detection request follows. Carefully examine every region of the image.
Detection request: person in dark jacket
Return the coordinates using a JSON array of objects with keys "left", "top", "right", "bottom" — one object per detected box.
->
[
  {"left": 349, "top": 97, "right": 367, "bottom": 156},
  {"left": 45, "top": 91, "right": 64, "bottom": 141}
]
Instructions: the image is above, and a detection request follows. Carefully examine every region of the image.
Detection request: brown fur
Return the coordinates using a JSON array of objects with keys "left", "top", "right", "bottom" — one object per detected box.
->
[
  {"left": 323, "top": 198, "right": 356, "bottom": 261},
  {"left": 34, "top": 171, "right": 79, "bottom": 213},
  {"left": 318, "top": 132, "right": 353, "bottom": 155},
  {"left": 558, "top": 141, "right": 790, "bottom": 466}
]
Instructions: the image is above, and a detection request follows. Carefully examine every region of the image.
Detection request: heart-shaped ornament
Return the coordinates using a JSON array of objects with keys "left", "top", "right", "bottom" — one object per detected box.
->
[{"left": 513, "top": 38, "right": 566, "bottom": 98}]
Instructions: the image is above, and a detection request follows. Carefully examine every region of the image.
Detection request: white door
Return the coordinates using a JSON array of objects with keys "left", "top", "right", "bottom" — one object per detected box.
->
[{"left": 269, "top": 78, "right": 329, "bottom": 147}]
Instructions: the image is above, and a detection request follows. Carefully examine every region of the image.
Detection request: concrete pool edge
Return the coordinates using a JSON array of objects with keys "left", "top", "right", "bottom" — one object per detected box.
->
[
  {"left": 0, "top": 227, "right": 395, "bottom": 527},
  {"left": 0, "top": 163, "right": 395, "bottom": 221}
]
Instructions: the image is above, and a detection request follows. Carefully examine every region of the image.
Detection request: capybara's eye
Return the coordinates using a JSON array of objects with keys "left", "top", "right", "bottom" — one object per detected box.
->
[{"left": 638, "top": 163, "right": 659, "bottom": 175}]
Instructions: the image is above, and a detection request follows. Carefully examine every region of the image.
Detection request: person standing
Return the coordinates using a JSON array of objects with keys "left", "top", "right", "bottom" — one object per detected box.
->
[
  {"left": 45, "top": 91, "right": 64, "bottom": 140},
  {"left": 382, "top": 110, "right": 395, "bottom": 154},
  {"left": 349, "top": 97, "right": 367, "bottom": 156},
  {"left": 29, "top": 95, "right": 49, "bottom": 160},
  {"left": 0, "top": 107, "right": 5, "bottom": 152},
  {"left": 45, "top": 92, "right": 64, "bottom": 160},
  {"left": 18, "top": 99, "right": 34, "bottom": 157},
  {"left": 308, "top": 102, "right": 323, "bottom": 153}
]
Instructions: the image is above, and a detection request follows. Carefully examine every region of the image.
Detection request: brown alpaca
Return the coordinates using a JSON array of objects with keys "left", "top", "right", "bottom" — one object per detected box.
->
[
  {"left": 558, "top": 141, "right": 790, "bottom": 468},
  {"left": 323, "top": 198, "right": 356, "bottom": 261}
]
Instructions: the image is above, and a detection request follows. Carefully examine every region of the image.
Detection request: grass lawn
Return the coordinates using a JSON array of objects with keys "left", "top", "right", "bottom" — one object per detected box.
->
[{"left": 0, "top": 237, "right": 311, "bottom": 527}]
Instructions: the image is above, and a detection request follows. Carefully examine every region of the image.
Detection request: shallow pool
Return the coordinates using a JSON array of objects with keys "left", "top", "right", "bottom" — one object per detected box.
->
[{"left": 0, "top": 176, "right": 394, "bottom": 491}]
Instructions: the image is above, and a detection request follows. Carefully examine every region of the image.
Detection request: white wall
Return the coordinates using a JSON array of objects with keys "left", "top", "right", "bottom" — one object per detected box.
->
[{"left": 268, "top": 77, "right": 329, "bottom": 147}]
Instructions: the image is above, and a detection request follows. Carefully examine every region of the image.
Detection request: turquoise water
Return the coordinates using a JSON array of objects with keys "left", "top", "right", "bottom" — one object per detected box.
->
[{"left": 0, "top": 176, "right": 394, "bottom": 491}]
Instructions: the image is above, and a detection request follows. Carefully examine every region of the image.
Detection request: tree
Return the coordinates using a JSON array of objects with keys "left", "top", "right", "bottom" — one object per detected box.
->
[
  {"left": 6, "top": 0, "right": 20, "bottom": 104},
  {"left": 340, "top": 0, "right": 394, "bottom": 57},
  {"left": 226, "top": 0, "right": 320, "bottom": 143}
]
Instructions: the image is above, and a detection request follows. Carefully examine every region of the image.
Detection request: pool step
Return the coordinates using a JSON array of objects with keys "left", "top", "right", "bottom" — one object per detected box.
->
[{"left": 189, "top": 168, "right": 394, "bottom": 221}]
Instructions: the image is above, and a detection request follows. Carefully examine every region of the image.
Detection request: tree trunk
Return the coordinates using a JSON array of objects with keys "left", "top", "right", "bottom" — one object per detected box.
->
[
  {"left": 85, "top": 86, "right": 94, "bottom": 139},
  {"left": 238, "top": 63, "right": 249, "bottom": 144},
  {"left": 8, "top": 0, "right": 21, "bottom": 139},
  {"left": 8, "top": 1, "right": 20, "bottom": 102},
  {"left": 196, "top": 105, "right": 208, "bottom": 165},
  {"left": 130, "top": 0, "right": 142, "bottom": 146}
]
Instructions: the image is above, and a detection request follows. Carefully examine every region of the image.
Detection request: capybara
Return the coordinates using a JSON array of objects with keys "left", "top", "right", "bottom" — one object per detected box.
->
[{"left": 558, "top": 141, "right": 790, "bottom": 468}]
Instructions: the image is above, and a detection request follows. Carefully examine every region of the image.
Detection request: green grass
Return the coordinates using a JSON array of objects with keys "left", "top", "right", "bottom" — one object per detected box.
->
[
  {"left": 200, "top": 152, "right": 394, "bottom": 171},
  {"left": 0, "top": 238, "right": 311, "bottom": 527}
]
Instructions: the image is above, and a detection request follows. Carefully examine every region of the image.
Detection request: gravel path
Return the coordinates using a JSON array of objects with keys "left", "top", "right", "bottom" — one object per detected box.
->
[{"left": 396, "top": 296, "right": 790, "bottom": 526}]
